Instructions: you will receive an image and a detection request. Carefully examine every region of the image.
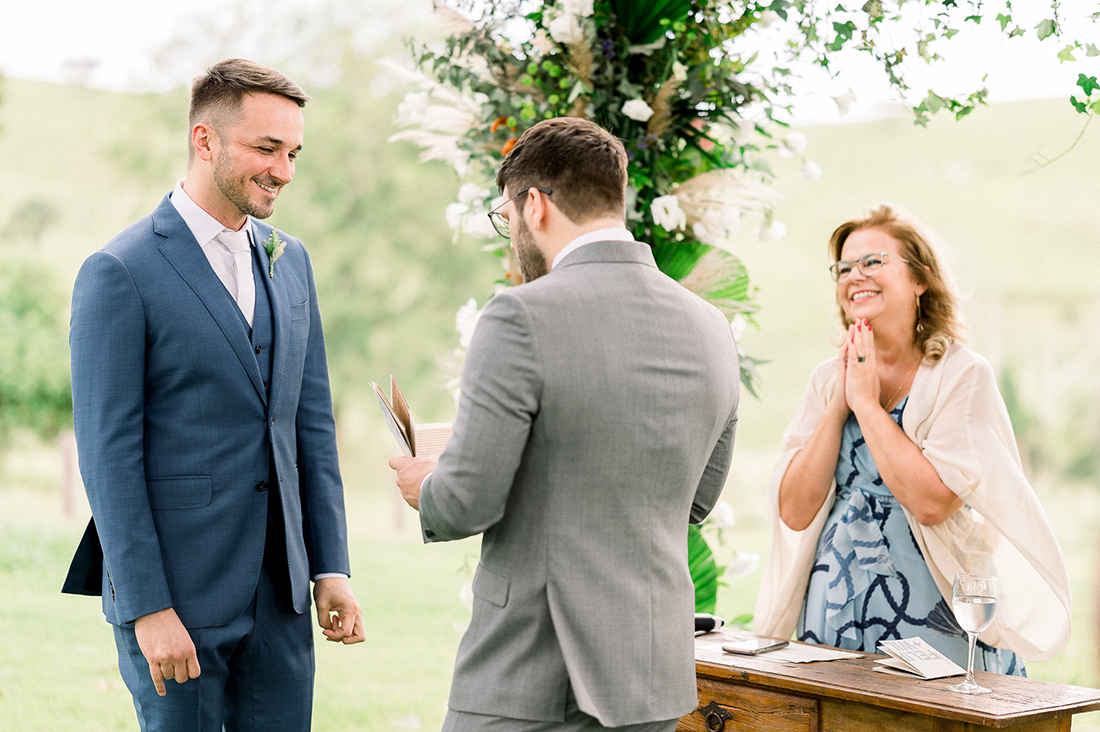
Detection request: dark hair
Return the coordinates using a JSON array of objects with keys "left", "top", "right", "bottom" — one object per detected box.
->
[
  {"left": 496, "top": 117, "right": 627, "bottom": 223},
  {"left": 188, "top": 59, "right": 309, "bottom": 162},
  {"left": 828, "top": 203, "right": 966, "bottom": 361}
]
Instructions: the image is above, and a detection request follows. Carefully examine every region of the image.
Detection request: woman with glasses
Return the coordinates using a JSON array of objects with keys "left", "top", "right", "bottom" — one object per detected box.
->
[{"left": 754, "top": 203, "right": 1070, "bottom": 673}]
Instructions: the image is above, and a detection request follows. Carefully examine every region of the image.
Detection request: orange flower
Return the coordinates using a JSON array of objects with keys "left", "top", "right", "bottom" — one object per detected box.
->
[
  {"left": 490, "top": 116, "right": 509, "bottom": 133},
  {"left": 501, "top": 138, "right": 519, "bottom": 156}
]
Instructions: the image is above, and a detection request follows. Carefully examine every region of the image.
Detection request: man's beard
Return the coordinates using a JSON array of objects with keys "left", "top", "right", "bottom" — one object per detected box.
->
[
  {"left": 512, "top": 218, "right": 549, "bottom": 283},
  {"left": 214, "top": 147, "right": 276, "bottom": 220}
]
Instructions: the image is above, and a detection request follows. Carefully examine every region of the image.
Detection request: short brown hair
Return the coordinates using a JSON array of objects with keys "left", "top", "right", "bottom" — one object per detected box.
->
[
  {"left": 188, "top": 59, "right": 310, "bottom": 161},
  {"left": 828, "top": 203, "right": 966, "bottom": 361},
  {"left": 496, "top": 117, "right": 627, "bottom": 223}
]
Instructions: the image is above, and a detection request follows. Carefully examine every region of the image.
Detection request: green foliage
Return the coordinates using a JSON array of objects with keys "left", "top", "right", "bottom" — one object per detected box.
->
[
  {"left": 688, "top": 523, "right": 720, "bottom": 613},
  {"left": 785, "top": 0, "right": 1095, "bottom": 125},
  {"left": 3, "top": 198, "right": 61, "bottom": 245},
  {"left": 0, "top": 261, "right": 73, "bottom": 443}
]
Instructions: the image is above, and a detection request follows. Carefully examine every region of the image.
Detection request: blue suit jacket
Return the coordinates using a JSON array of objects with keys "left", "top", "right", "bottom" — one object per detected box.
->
[{"left": 62, "top": 194, "right": 350, "bottom": 629}]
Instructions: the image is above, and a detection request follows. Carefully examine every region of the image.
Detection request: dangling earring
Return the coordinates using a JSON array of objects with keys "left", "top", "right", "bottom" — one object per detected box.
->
[{"left": 915, "top": 293, "right": 924, "bottom": 333}]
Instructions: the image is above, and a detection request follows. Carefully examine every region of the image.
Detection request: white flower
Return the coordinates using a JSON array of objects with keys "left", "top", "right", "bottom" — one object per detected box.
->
[
  {"left": 671, "top": 62, "right": 689, "bottom": 83},
  {"left": 453, "top": 149, "right": 470, "bottom": 176},
  {"left": 532, "top": 29, "right": 555, "bottom": 56},
  {"left": 445, "top": 189, "right": 498, "bottom": 240},
  {"left": 548, "top": 13, "right": 585, "bottom": 45},
  {"left": 458, "top": 581, "right": 474, "bottom": 610},
  {"left": 457, "top": 182, "right": 489, "bottom": 204},
  {"left": 799, "top": 160, "right": 823, "bottom": 181},
  {"left": 651, "top": 195, "right": 687, "bottom": 231},
  {"left": 395, "top": 91, "right": 431, "bottom": 126},
  {"left": 445, "top": 202, "right": 469, "bottom": 232},
  {"left": 463, "top": 211, "right": 499, "bottom": 240},
  {"left": 758, "top": 10, "right": 780, "bottom": 27},
  {"left": 561, "top": 0, "right": 595, "bottom": 18},
  {"left": 834, "top": 89, "right": 856, "bottom": 116},
  {"left": 692, "top": 208, "right": 741, "bottom": 246},
  {"left": 628, "top": 37, "right": 667, "bottom": 55},
  {"left": 730, "top": 313, "right": 747, "bottom": 341},
  {"left": 756, "top": 219, "right": 787, "bottom": 243},
  {"left": 622, "top": 98, "right": 655, "bottom": 122},
  {"left": 708, "top": 501, "right": 736, "bottom": 528},
  {"left": 433, "top": 5, "right": 474, "bottom": 36},
  {"left": 456, "top": 298, "right": 484, "bottom": 349},
  {"left": 722, "top": 552, "right": 760, "bottom": 581},
  {"left": 778, "top": 132, "right": 807, "bottom": 158}
]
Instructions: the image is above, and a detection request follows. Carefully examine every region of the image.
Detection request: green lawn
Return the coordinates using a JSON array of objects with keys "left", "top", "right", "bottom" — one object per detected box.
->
[{"left": 2, "top": 439, "right": 1099, "bottom": 731}]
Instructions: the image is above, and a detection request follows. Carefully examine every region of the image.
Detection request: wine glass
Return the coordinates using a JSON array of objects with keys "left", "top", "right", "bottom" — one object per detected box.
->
[{"left": 947, "top": 572, "right": 999, "bottom": 695}]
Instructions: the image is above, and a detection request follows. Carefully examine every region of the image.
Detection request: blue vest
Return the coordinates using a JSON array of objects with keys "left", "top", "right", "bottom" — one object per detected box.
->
[{"left": 249, "top": 245, "right": 274, "bottom": 398}]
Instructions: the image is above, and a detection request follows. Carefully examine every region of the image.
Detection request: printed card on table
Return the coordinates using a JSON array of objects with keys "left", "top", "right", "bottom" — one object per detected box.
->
[{"left": 874, "top": 638, "right": 966, "bottom": 680}]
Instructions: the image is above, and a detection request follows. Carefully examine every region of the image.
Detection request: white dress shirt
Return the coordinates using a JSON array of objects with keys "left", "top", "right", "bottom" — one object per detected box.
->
[
  {"left": 551, "top": 227, "right": 634, "bottom": 270},
  {"left": 170, "top": 181, "right": 256, "bottom": 327}
]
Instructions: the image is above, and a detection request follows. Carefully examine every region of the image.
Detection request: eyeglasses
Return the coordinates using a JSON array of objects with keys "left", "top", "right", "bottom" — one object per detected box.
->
[
  {"left": 487, "top": 187, "right": 552, "bottom": 239},
  {"left": 829, "top": 252, "right": 910, "bottom": 282}
]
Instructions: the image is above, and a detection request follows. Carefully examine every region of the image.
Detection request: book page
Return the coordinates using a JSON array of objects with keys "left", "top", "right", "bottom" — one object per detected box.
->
[
  {"left": 371, "top": 381, "right": 412, "bottom": 457},
  {"left": 414, "top": 423, "right": 453, "bottom": 459},
  {"left": 389, "top": 376, "right": 416, "bottom": 455}
]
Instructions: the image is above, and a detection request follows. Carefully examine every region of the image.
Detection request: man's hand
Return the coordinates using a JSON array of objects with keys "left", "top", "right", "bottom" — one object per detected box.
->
[
  {"left": 314, "top": 576, "right": 365, "bottom": 644},
  {"left": 134, "top": 608, "right": 201, "bottom": 697},
  {"left": 388, "top": 455, "right": 438, "bottom": 511}
]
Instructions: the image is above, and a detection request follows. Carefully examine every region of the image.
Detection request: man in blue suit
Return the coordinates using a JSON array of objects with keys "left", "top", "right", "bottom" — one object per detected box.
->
[{"left": 62, "top": 58, "right": 363, "bottom": 731}]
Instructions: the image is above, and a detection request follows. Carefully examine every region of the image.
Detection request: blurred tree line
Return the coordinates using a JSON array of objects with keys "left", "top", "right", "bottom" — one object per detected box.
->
[{"left": 0, "top": 71, "right": 73, "bottom": 447}]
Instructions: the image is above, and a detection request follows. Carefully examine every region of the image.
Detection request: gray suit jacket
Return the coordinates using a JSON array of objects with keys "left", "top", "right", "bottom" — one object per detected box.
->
[{"left": 419, "top": 240, "right": 740, "bottom": 726}]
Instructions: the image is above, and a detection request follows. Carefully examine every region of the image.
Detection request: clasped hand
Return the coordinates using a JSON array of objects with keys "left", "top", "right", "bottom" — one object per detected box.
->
[{"left": 831, "top": 319, "right": 881, "bottom": 417}]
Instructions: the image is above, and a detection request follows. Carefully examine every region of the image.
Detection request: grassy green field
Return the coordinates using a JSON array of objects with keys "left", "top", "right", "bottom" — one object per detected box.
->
[{"left": 2, "top": 75, "right": 1100, "bottom": 730}]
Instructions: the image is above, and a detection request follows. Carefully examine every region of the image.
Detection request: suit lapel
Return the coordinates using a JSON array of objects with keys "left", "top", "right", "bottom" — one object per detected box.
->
[
  {"left": 252, "top": 221, "right": 289, "bottom": 414},
  {"left": 152, "top": 196, "right": 267, "bottom": 403}
]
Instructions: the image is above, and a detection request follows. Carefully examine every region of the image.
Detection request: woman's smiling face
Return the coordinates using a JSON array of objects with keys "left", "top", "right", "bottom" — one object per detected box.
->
[{"left": 837, "top": 227, "right": 923, "bottom": 326}]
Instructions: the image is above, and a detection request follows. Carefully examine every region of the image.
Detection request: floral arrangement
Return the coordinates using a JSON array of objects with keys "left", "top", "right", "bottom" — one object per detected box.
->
[{"left": 388, "top": 0, "right": 826, "bottom": 395}]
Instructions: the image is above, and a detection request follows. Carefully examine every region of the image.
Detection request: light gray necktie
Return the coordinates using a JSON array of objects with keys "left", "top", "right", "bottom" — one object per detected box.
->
[{"left": 217, "top": 229, "right": 255, "bottom": 328}]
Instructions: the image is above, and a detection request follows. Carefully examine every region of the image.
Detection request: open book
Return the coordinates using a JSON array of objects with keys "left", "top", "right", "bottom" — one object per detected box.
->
[
  {"left": 371, "top": 376, "right": 452, "bottom": 458},
  {"left": 874, "top": 638, "right": 966, "bottom": 680}
]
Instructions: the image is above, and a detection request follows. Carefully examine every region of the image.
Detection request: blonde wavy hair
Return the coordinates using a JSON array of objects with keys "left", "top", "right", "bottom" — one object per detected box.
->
[{"left": 828, "top": 203, "right": 966, "bottom": 362}]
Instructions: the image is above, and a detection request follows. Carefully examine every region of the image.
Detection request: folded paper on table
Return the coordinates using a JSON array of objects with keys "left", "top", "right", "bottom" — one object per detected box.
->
[
  {"left": 371, "top": 376, "right": 452, "bottom": 458},
  {"left": 696, "top": 630, "right": 862, "bottom": 666},
  {"left": 874, "top": 637, "right": 965, "bottom": 680}
]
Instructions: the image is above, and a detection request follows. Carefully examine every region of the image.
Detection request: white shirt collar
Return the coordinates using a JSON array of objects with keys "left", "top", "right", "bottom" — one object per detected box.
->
[
  {"left": 551, "top": 227, "right": 634, "bottom": 270},
  {"left": 170, "top": 179, "right": 253, "bottom": 248}
]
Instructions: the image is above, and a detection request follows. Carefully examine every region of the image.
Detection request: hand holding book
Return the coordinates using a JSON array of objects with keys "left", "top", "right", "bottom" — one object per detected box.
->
[{"left": 371, "top": 376, "right": 452, "bottom": 458}]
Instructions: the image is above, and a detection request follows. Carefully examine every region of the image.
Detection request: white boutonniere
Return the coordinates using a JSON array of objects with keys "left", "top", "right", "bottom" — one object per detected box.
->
[{"left": 263, "top": 229, "right": 286, "bottom": 278}]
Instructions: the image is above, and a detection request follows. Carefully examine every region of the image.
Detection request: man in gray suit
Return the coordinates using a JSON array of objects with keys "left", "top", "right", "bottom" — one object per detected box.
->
[{"left": 389, "top": 117, "right": 740, "bottom": 732}]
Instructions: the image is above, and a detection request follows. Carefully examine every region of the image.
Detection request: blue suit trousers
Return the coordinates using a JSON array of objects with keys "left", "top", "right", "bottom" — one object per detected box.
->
[{"left": 113, "top": 560, "right": 313, "bottom": 732}]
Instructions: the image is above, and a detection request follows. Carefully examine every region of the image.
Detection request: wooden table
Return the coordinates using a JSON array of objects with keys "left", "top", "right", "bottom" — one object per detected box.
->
[{"left": 680, "top": 630, "right": 1100, "bottom": 731}]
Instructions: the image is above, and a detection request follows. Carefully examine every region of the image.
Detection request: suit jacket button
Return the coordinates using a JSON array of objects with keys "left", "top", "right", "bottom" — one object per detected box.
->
[
  {"left": 256, "top": 481, "right": 269, "bottom": 492},
  {"left": 255, "top": 344, "right": 263, "bottom": 354}
]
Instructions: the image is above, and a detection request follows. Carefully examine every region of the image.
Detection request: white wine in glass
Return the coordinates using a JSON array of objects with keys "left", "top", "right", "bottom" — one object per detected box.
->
[{"left": 948, "top": 572, "right": 999, "bottom": 695}]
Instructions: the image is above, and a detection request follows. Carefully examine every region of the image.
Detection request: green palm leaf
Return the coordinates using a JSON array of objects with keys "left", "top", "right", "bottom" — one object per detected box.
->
[
  {"left": 677, "top": 247, "right": 752, "bottom": 319},
  {"left": 650, "top": 238, "right": 708, "bottom": 281},
  {"left": 689, "top": 524, "right": 720, "bottom": 613},
  {"left": 609, "top": 0, "right": 693, "bottom": 45}
]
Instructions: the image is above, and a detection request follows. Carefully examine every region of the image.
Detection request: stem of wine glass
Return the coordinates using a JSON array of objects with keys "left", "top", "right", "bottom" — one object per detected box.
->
[{"left": 965, "top": 630, "right": 977, "bottom": 686}]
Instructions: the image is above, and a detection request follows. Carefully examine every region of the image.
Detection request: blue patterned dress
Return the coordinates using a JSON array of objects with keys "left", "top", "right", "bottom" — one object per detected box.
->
[{"left": 796, "top": 398, "right": 1025, "bottom": 676}]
